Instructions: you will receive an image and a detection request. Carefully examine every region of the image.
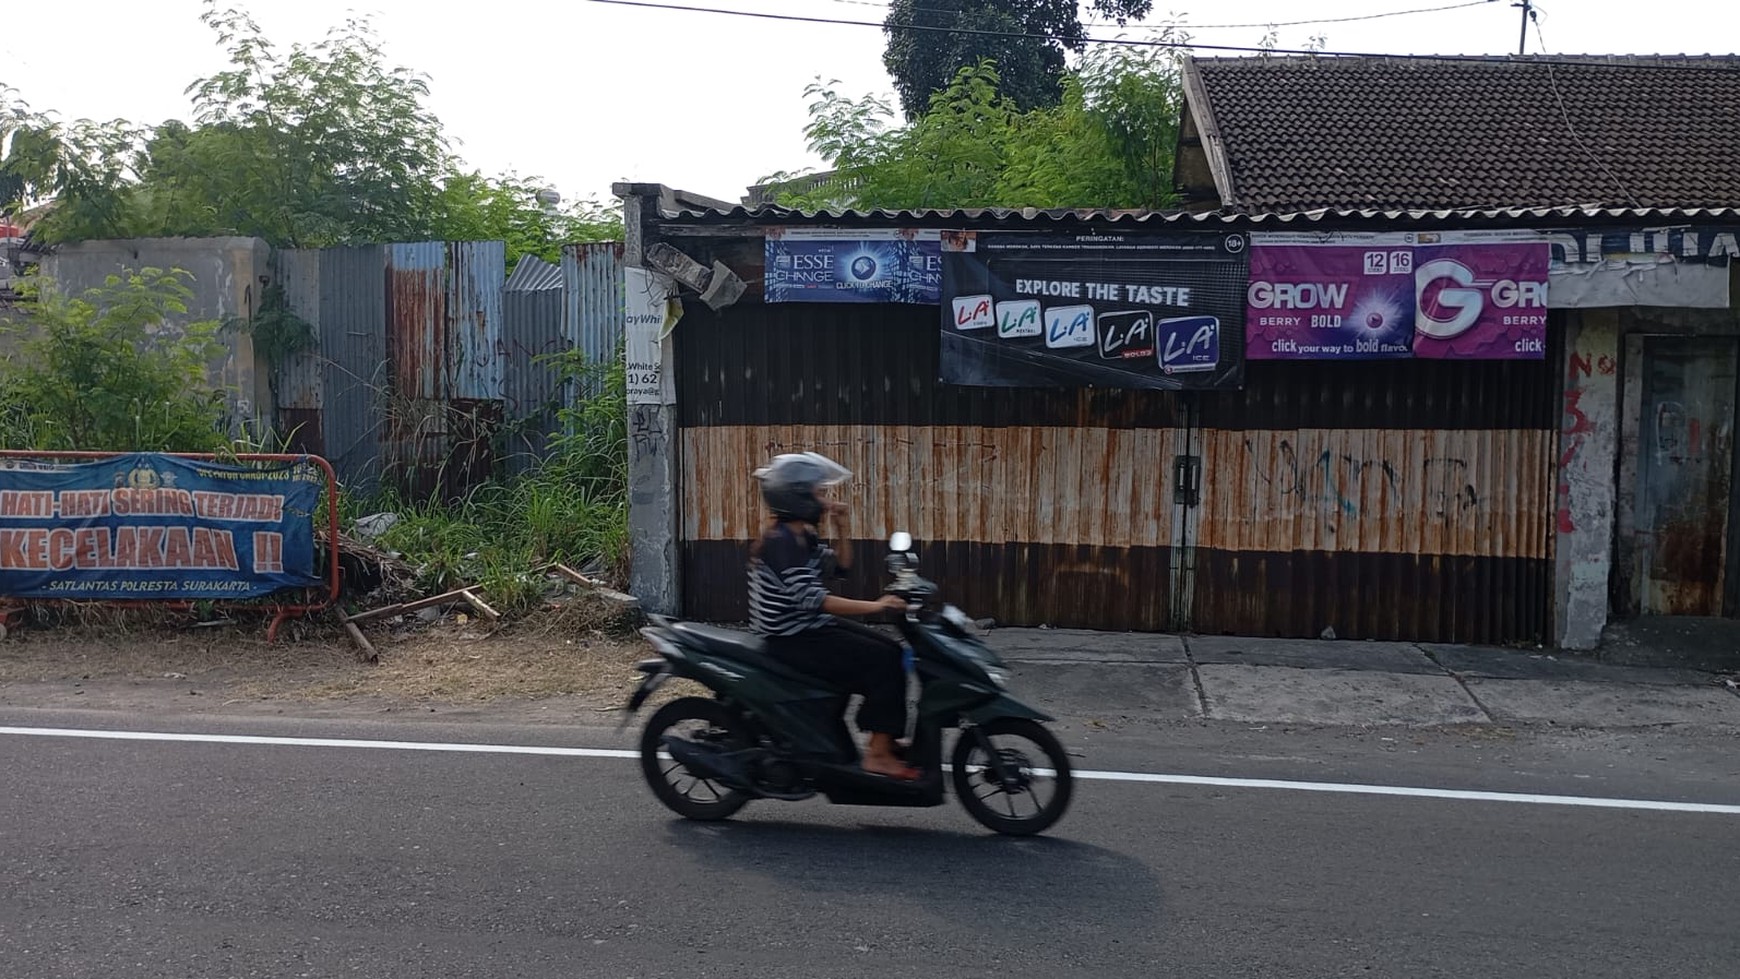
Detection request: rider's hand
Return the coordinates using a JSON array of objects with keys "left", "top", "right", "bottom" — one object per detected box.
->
[{"left": 877, "top": 594, "right": 907, "bottom": 613}]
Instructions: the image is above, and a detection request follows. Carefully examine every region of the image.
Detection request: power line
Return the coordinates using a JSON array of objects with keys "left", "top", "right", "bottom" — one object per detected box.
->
[
  {"left": 584, "top": 0, "right": 1740, "bottom": 72},
  {"left": 1085, "top": 0, "right": 1500, "bottom": 32},
  {"left": 832, "top": 0, "right": 1502, "bottom": 33},
  {"left": 1531, "top": 8, "right": 1640, "bottom": 206}
]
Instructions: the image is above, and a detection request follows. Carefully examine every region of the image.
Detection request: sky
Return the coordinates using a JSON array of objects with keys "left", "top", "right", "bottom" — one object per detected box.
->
[{"left": 3, "top": 1, "right": 1736, "bottom": 209}]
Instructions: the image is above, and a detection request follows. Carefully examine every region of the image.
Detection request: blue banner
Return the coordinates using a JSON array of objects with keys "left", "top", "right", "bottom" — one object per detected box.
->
[
  {"left": 765, "top": 229, "right": 942, "bottom": 304},
  {"left": 0, "top": 454, "right": 324, "bottom": 600}
]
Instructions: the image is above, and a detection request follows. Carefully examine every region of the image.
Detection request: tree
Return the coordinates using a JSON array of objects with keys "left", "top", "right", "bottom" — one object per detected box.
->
[
  {"left": 772, "top": 43, "right": 1187, "bottom": 212},
  {"left": 882, "top": 0, "right": 1153, "bottom": 118},
  {"left": 433, "top": 172, "right": 622, "bottom": 270},
  {"left": 0, "top": 268, "right": 229, "bottom": 452},
  {"left": 0, "top": 2, "right": 620, "bottom": 253}
]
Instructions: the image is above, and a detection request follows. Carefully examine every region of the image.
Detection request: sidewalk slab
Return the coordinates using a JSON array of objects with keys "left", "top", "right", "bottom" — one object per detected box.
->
[
  {"left": 1422, "top": 644, "right": 1712, "bottom": 686},
  {"left": 1196, "top": 664, "right": 1488, "bottom": 726},
  {"left": 1465, "top": 677, "right": 1740, "bottom": 728},
  {"left": 990, "top": 629, "right": 1189, "bottom": 664},
  {"left": 1008, "top": 662, "right": 1202, "bottom": 720},
  {"left": 1187, "top": 636, "right": 1441, "bottom": 675}
]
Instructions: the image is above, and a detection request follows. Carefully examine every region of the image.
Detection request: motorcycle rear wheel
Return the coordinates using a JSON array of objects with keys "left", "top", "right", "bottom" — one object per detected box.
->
[
  {"left": 951, "top": 718, "right": 1073, "bottom": 836},
  {"left": 640, "top": 697, "right": 752, "bottom": 821}
]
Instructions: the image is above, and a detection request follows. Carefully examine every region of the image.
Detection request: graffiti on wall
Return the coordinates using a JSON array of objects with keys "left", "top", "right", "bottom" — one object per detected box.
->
[
  {"left": 1240, "top": 438, "right": 1481, "bottom": 522},
  {"left": 1557, "top": 349, "right": 1618, "bottom": 533}
]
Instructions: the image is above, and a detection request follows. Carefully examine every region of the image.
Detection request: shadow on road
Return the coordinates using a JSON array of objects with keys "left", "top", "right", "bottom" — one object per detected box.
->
[{"left": 662, "top": 816, "right": 1164, "bottom": 940}]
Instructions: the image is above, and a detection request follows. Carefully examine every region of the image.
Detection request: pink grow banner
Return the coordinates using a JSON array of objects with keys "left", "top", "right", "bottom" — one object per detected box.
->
[{"left": 1412, "top": 241, "right": 1551, "bottom": 360}]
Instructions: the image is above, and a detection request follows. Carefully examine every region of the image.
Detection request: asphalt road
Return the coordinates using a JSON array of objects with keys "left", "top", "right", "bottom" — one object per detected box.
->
[{"left": 3, "top": 710, "right": 1738, "bottom": 979}]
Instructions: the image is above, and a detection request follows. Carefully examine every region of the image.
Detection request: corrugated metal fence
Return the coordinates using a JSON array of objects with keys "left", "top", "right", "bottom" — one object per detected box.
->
[
  {"left": 675, "top": 301, "right": 1560, "bottom": 645},
  {"left": 273, "top": 241, "right": 624, "bottom": 495}
]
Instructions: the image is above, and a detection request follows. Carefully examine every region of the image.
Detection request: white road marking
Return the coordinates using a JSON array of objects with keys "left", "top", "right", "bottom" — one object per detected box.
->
[{"left": 4, "top": 724, "right": 1739, "bottom": 816}]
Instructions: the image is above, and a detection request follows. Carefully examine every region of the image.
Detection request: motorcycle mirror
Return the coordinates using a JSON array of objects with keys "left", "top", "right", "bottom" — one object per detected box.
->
[{"left": 888, "top": 531, "right": 912, "bottom": 553}]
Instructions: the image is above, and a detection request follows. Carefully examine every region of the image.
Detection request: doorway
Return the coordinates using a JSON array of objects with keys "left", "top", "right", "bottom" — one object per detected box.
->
[{"left": 1631, "top": 336, "right": 1739, "bottom": 617}]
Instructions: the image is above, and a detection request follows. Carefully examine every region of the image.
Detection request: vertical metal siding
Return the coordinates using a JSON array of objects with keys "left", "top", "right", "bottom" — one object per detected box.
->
[
  {"left": 273, "top": 249, "right": 324, "bottom": 412},
  {"left": 674, "top": 299, "right": 1560, "bottom": 642},
  {"left": 318, "top": 245, "right": 388, "bottom": 493},
  {"left": 385, "top": 242, "right": 446, "bottom": 402},
  {"left": 445, "top": 240, "right": 505, "bottom": 401},
  {"left": 501, "top": 256, "right": 569, "bottom": 474},
  {"left": 1188, "top": 328, "right": 1564, "bottom": 645},
  {"left": 674, "top": 302, "right": 1187, "bottom": 627},
  {"left": 564, "top": 242, "right": 626, "bottom": 396}
]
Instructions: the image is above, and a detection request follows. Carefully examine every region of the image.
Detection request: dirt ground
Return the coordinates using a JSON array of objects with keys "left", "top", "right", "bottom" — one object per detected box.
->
[{"left": 0, "top": 603, "right": 694, "bottom": 723}]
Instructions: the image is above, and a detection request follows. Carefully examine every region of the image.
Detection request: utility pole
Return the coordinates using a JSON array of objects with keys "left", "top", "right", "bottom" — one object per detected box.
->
[{"left": 1513, "top": 0, "right": 1534, "bottom": 55}]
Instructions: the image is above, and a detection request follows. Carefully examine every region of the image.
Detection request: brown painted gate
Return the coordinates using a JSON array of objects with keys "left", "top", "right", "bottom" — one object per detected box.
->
[
  {"left": 675, "top": 301, "right": 1559, "bottom": 644},
  {"left": 1184, "top": 336, "right": 1562, "bottom": 644}
]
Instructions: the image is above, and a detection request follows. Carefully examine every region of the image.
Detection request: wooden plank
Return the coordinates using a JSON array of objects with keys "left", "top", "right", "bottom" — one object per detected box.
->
[
  {"left": 345, "top": 587, "right": 478, "bottom": 625},
  {"left": 552, "top": 563, "right": 603, "bottom": 589},
  {"left": 460, "top": 589, "right": 501, "bottom": 622},
  {"left": 341, "top": 616, "right": 378, "bottom": 663}
]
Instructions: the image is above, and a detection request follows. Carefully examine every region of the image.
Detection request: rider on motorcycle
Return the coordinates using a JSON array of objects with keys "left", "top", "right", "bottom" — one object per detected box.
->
[{"left": 748, "top": 452, "right": 920, "bottom": 781}]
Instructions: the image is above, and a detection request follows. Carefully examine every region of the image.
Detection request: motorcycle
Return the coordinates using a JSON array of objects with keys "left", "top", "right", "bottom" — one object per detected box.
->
[{"left": 622, "top": 531, "right": 1074, "bottom": 836}]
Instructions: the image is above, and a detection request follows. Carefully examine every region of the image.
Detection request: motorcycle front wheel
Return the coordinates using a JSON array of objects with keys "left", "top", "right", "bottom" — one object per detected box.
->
[
  {"left": 951, "top": 718, "right": 1074, "bottom": 837},
  {"left": 639, "top": 697, "right": 752, "bottom": 821}
]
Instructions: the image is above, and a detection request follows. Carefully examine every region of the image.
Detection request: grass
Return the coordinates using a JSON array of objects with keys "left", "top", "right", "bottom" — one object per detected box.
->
[
  {"left": 340, "top": 348, "right": 631, "bottom": 616},
  {"left": 358, "top": 473, "right": 628, "bottom": 614}
]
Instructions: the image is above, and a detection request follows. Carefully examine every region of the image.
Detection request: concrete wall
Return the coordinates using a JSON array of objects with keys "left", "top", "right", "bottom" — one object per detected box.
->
[
  {"left": 39, "top": 237, "right": 274, "bottom": 428},
  {"left": 1554, "top": 309, "right": 1621, "bottom": 649},
  {"left": 1556, "top": 265, "right": 1740, "bottom": 648}
]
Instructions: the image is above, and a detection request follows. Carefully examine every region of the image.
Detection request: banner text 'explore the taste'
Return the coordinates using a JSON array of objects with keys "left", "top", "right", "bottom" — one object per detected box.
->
[{"left": 941, "top": 231, "right": 1249, "bottom": 390}]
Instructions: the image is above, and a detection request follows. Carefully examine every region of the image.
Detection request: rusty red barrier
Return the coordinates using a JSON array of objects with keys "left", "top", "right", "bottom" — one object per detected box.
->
[{"left": 0, "top": 451, "right": 343, "bottom": 641}]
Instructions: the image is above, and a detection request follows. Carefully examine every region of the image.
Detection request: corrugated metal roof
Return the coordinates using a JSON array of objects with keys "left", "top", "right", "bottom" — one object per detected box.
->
[
  {"left": 659, "top": 201, "right": 1740, "bottom": 227},
  {"left": 504, "top": 255, "right": 564, "bottom": 292}
]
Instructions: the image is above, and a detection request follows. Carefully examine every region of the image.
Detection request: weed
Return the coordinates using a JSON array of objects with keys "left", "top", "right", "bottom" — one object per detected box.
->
[{"left": 348, "top": 347, "right": 629, "bottom": 615}]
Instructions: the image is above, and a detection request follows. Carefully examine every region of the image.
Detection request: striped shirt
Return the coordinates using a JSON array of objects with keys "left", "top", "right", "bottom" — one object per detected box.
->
[{"left": 748, "top": 523, "right": 842, "bottom": 636}]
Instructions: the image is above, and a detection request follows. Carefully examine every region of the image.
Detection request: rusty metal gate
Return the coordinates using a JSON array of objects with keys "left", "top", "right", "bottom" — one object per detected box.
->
[
  {"left": 1179, "top": 323, "right": 1563, "bottom": 644},
  {"left": 674, "top": 301, "right": 1559, "bottom": 643},
  {"left": 1629, "top": 336, "right": 1739, "bottom": 617}
]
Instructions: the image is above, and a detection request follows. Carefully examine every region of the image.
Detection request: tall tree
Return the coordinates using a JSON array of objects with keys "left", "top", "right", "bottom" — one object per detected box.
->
[
  {"left": 773, "top": 43, "right": 1186, "bottom": 212},
  {"left": 882, "top": 0, "right": 1153, "bottom": 118}
]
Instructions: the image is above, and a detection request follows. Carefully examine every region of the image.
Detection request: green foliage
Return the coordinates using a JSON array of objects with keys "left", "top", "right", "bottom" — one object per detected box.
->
[
  {"left": 434, "top": 171, "right": 622, "bottom": 270},
  {"left": 881, "top": 0, "right": 1153, "bottom": 118},
  {"left": 0, "top": 2, "right": 619, "bottom": 255},
  {"left": 774, "top": 44, "right": 1187, "bottom": 212},
  {"left": 223, "top": 280, "right": 316, "bottom": 369},
  {"left": 361, "top": 350, "right": 629, "bottom": 613},
  {"left": 0, "top": 268, "right": 229, "bottom": 452}
]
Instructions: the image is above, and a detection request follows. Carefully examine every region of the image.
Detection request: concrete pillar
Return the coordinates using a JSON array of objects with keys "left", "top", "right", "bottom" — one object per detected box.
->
[
  {"left": 1554, "top": 309, "right": 1621, "bottom": 649},
  {"left": 625, "top": 264, "right": 681, "bottom": 616}
]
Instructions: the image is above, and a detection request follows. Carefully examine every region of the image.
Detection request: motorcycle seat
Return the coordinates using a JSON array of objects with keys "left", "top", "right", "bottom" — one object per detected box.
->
[{"left": 669, "top": 622, "right": 839, "bottom": 689}]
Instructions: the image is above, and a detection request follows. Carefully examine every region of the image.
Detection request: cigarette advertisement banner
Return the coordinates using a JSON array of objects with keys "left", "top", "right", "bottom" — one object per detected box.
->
[
  {"left": 941, "top": 231, "right": 1250, "bottom": 390},
  {"left": 0, "top": 454, "right": 324, "bottom": 600},
  {"left": 1246, "top": 232, "right": 1549, "bottom": 361},
  {"left": 764, "top": 228, "right": 942, "bottom": 304},
  {"left": 1247, "top": 239, "right": 1417, "bottom": 360},
  {"left": 1412, "top": 237, "right": 1549, "bottom": 359}
]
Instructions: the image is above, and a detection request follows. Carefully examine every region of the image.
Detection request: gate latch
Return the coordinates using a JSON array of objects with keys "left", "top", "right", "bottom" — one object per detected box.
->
[{"left": 1173, "top": 454, "right": 1201, "bottom": 507}]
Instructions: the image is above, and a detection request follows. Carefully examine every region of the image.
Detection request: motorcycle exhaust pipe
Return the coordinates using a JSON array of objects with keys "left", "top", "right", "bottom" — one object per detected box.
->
[{"left": 662, "top": 735, "right": 755, "bottom": 792}]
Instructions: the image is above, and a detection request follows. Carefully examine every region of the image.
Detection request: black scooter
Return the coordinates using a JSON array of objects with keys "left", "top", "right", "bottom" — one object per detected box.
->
[{"left": 623, "top": 531, "right": 1073, "bottom": 836}]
